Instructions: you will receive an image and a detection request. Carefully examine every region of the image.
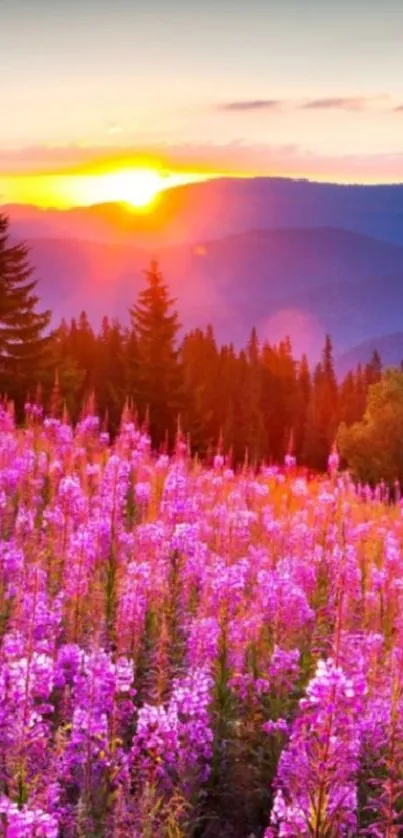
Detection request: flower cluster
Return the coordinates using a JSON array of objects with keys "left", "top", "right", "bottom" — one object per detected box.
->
[{"left": 1, "top": 409, "right": 403, "bottom": 835}]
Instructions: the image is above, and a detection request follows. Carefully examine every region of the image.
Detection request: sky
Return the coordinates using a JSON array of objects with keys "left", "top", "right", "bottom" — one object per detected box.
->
[{"left": 1, "top": 0, "right": 403, "bottom": 205}]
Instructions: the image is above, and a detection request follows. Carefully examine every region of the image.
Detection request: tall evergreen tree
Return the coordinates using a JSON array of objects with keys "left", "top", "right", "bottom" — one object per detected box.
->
[
  {"left": 130, "top": 261, "right": 184, "bottom": 447},
  {"left": 244, "top": 328, "right": 266, "bottom": 463},
  {"left": 48, "top": 319, "right": 86, "bottom": 421},
  {"left": 339, "top": 370, "right": 358, "bottom": 426},
  {"left": 0, "top": 213, "right": 51, "bottom": 407},
  {"left": 94, "top": 317, "right": 127, "bottom": 432},
  {"left": 305, "top": 335, "right": 339, "bottom": 469},
  {"left": 181, "top": 326, "right": 219, "bottom": 454},
  {"left": 260, "top": 337, "right": 297, "bottom": 461},
  {"left": 295, "top": 354, "right": 312, "bottom": 458},
  {"left": 125, "top": 323, "right": 141, "bottom": 411},
  {"left": 365, "top": 349, "right": 382, "bottom": 389},
  {"left": 303, "top": 362, "right": 322, "bottom": 469},
  {"left": 355, "top": 363, "right": 367, "bottom": 418}
]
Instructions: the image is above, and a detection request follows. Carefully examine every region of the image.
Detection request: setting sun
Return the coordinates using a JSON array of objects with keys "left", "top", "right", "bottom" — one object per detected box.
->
[
  {"left": 99, "top": 168, "right": 163, "bottom": 209},
  {"left": 1, "top": 165, "right": 213, "bottom": 209}
]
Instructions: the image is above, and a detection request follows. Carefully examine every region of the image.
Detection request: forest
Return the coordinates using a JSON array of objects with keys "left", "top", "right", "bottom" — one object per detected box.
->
[{"left": 0, "top": 212, "right": 386, "bottom": 474}]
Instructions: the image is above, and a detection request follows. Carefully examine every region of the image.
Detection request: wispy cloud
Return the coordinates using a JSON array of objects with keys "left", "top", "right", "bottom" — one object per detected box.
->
[
  {"left": 218, "top": 99, "right": 283, "bottom": 112},
  {"left": 217, "top": 94, "right": 390, "bottom": 114},
  {"left": 302, "top": 96, "right": 368, "bottom": 111}
]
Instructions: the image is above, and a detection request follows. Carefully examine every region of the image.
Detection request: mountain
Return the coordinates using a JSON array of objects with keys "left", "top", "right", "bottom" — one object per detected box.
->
[
  {"left": 19, "top": 227, "right": 403, "bottom": 358},
  {"left": 337, "top": 334, "right": 403, "bottom": 376},
  {"left": 267, "top": 273, "right": 403, "bottom": 359},
  {"left": 5, "top": 176, "right": 403, "bottom": 247},
  {"left": 4, "top": 176, "right": 403, "bottom": 360}
]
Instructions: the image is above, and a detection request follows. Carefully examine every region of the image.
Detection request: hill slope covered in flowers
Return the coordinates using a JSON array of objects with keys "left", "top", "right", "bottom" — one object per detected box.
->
[{"left": 1, "top": 405, "right": 403, "bottom": 836}]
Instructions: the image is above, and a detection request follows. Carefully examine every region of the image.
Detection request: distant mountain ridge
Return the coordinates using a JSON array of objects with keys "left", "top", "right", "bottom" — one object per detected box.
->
[
  {"left": 5, "top": 176, "right": 403, "bottom": 246},
  {"left": 15, "top": 227, "right": 403, "bottom": 360},
  {"left": 3, "top": 176, "right": 403, "bottom": 362}
]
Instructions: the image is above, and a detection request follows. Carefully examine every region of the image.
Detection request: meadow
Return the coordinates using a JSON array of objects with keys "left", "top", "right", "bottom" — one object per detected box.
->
[{"left": 1, "top": 403, "right": 403, "bottom": 837}]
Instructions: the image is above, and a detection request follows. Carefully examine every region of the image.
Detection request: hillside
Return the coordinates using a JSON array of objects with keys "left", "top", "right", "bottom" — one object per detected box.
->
[
  {"left": 5, "top": 176, "right": 403, "bottom": 247},
  {"left": 5, "top": 177, "right": 403, "bottom": 359},
  {"left": 22, "top": 227, "right": 403, "bottom": 358}
]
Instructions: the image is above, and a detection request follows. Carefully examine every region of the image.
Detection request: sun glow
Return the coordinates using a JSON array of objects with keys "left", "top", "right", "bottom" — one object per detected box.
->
[
  {"left": 99, "top": 168, "right": 163, "bottom": 209},
  {"left": 1, "top": 165, "right": 213, "bottom": 209}
]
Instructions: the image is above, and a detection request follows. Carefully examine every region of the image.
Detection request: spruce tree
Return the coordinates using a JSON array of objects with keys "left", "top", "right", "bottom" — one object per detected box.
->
[
  {"left": 302, "top": 362, "right": 322, "bottom": 469},
  {"left": 125, "top": 324, "right": 141, "bottom": 411},
  {"left": 320, "top": 334, "right": 338, "bottom": 436},
  {"left": 295, "top": 354, "right": 311, "bottom": 458},
  {"left": 365, "top": 349, "right": 382, "bottom": 389},
  {"left": 46, "top": 322, "right": 84, "bottom": 421},
  {"left": 339, "top": 370, "right": 358, "bottom": 426},
  {"left": 0, "top": 213, "right": 51, "bottom": 406},
  {"left": 355, "top": 363, "right": 366, "bottom": 417},
  {"left": 129, "top": 261, "right": 184, "bottom": 448},
  {"left": 245, "top": 328, "right": 266, "bottom": 463},
  {"left": 303, "top": 337, "right": 339, "bottom": 469},
  {"left": 181, "top": 326, "right": 219, "bottom": 454},
  {"left": 94, "top": 317, "right": 126, "bottom": 433}
]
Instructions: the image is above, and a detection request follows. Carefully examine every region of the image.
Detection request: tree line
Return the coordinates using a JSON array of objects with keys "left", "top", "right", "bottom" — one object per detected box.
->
[{"left": 0, "top": 211, "right": 387, "bottom": 471}]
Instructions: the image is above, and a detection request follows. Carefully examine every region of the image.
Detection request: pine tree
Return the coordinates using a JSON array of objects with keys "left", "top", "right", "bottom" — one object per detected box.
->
[
  {"left": 245, "top": 328, "right": 266, "bottom": 464},
  {"left": 181, "top": 326, "right": 219, "bottom": 454},
  {"left": 339, "top": 370, "right": 358, "bottom": 426},
  {"left": 74, "top": 311, "right": 96, "bottom": 400},
  {"left": 355, "top": 363, "right": 367, "bottom": 418},
  {"left": 247, "top": 326, "right": 260, "bottom": 365},
  {"left": 295, "top": 354, "right": 312, "bottom": 458},
  {"left": 365, "top": 349, "right": 382, "bottom": 389},
  {"left": 94, "top": 317, "right": 127, "bottom": 433},
  {"left": 48, "top": 321, "right": 85, "bottom": 421},
  {"left": 129, "top": 261, "right": 184, "bottom": 448},
  {"left": 0, "top": 213, "right": 51, "bottom": 407},
  {"left": 302, "top": 362, "right": 322, "bottom": 469},
  {"left": 303, "top": 337, "right": 339, "bottom": 469},
  {"left": 125, "top": 324, "right": 141, "bottom": 409},
  {"left": 260, "top": 337, "right": 297, "bottom": 462}
]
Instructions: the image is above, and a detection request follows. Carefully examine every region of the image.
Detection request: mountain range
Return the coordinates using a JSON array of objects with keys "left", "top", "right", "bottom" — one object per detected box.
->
[{"left": 4, "top": 176, "right": 403, "bottom": 364}]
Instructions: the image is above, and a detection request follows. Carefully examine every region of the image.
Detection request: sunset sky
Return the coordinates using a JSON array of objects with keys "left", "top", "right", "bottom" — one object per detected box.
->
[{"left": 1, "top": 0, "right": 403, "bottom": 206}]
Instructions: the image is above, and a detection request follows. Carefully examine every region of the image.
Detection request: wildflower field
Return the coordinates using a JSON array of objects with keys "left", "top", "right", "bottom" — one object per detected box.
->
[{"left": 1, "top": 405, "right": 403, "bottom": 837}]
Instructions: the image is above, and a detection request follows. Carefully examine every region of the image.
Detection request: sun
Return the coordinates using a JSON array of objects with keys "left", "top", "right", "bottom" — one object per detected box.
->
[
  {"left": 3, "top": 165, "right": 214, "bottom": 209},
  {"left": 100, "top": 167, "right": 163, "bottom": 210}
]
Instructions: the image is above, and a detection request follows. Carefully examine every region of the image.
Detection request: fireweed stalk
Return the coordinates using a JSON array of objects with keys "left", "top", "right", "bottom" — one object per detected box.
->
[{"left": 1, "top": 406, "right": 403, "bottom": 835}]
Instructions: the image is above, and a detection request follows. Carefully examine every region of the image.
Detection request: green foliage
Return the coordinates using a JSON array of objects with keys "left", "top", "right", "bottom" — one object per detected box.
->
[{"left": 338, "top": 367, "right": 403, "bottom": 485}]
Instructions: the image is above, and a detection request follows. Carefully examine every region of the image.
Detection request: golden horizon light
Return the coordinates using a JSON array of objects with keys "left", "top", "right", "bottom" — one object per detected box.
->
[
  {"left": 0, "top": 165, "right": 219, "bottom": 210},
  {"left": 2, "top": 162, "right": 402, "bottom": 212},
  {"left": 95, "top": 168, "right": 165, "bottom": 209}
]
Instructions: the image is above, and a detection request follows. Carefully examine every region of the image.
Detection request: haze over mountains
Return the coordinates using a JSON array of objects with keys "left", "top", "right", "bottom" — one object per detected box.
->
[{"left": 5, "top": 177, "right": 403, "bottom": 363}]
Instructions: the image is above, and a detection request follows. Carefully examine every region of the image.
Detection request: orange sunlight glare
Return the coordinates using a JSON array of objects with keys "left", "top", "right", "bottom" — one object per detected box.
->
[
  {"left": 1, "top": 166, "right": 213, "bottom": 210},
  {"left": 99, "top": 168, "right": 163, "bottom": 209}
]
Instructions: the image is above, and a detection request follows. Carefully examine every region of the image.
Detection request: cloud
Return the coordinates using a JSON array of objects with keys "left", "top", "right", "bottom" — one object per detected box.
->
[
  {"left": 302, "top": 97, "right": 370, "bottom": 111},
  {"left": 217, "top": 95, "right": 390, "bottom": 114},
  {"left": 217, "top": 99, "right": 283, "bottom": 112},
  {"left": 394, "top": 104, "right": 403, "bottom": 112}
]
